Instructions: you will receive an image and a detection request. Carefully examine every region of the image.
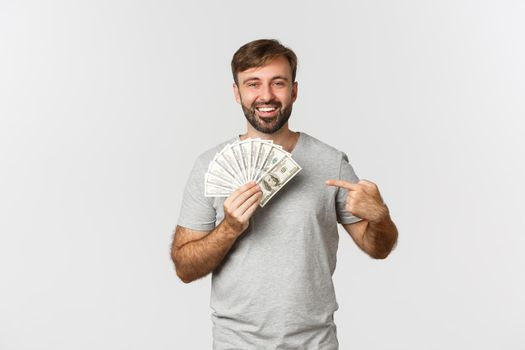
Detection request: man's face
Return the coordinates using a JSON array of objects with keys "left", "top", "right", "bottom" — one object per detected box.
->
[{"left": 233, "top": 56, "right": 298, "bottom": 134}]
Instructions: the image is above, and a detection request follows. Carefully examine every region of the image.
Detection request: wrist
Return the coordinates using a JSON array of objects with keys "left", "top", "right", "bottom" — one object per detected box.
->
[
  {"left": 219, "top": 220, "right": 244, "bottom": 239},
  {"left": 370, "top": 203, "right": 390, "bottom": 225}
]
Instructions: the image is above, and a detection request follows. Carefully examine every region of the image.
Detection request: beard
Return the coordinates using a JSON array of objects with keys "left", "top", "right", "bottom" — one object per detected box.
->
[{"left": 241, "top": 99, "right": 293, "bottom": 134}]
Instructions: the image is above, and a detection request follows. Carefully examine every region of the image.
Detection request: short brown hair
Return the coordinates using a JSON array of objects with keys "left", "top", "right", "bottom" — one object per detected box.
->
[{"left": 231, "top": 39, "right": 298, "bottom": 85}]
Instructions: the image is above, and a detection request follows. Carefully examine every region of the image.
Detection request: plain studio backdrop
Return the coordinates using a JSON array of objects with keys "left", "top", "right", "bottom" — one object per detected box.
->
[{"left": 1, "top": 1, "right": 524, "bottom": 349}]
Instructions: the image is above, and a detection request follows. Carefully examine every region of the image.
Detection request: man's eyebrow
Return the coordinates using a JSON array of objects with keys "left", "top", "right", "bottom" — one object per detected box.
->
[
  {"left": 271, "top": 76, "right": 290, "bottom": 81},
  {"left": 241, "top": 76, "right": 290, "bottom": 84},
  {"left": 241, "top": 77, "right": 261, "bottom": 84}
]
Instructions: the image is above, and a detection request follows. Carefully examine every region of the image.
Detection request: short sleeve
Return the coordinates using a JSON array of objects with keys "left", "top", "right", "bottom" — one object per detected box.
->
[
  {"left": 336, "top": 152, "right": 364, "bottom": 225},
  {"left": 177, "top": 157, "right": 217, "bottom": 231}
]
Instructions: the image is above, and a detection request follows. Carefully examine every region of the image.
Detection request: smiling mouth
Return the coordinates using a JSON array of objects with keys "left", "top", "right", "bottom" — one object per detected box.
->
[
  {"left": 255, "top": 105, "right": 279, "bottom": 119},
  {"left": 256, "top": 106, "right": 277, "bottom": 112}
]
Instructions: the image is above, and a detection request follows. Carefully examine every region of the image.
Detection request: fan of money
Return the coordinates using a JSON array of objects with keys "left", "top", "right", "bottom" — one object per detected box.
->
[{"left": 205, "top": 138, "right": 302, "bottom": 207}]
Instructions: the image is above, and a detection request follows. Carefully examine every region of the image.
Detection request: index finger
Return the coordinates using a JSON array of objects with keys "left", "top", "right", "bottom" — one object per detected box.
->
[
  {"left": 325, "top": 179, "right": 359, "bottom": 190},
  {"left": 226, "top": 181, "right": 258, "bottom": 204}
]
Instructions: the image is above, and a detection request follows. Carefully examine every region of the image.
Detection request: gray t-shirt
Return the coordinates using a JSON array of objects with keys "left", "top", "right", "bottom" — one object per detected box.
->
[{"left": 177, "top": 132, "right": 362, "bottom": 350}]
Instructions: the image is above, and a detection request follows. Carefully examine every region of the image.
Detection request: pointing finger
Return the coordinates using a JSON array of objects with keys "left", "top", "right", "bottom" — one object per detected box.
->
[
  {"left": 325, "top": 179, "right": 359, "bottom": 190},
  {"left": 358, "top": 179, "right": 376, "bottom": 188}
]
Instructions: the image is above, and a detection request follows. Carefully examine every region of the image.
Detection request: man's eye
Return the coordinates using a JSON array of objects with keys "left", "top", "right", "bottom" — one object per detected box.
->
[
  {"left": 274, "top": 81, "right": 285, "bottom": 86},
  {"left": 247, "top": 83, "right": 258, "bottom": 87}
]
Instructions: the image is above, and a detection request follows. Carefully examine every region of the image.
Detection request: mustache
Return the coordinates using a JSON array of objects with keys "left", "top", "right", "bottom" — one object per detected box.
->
[{"left": 252, "top": 101, "right": 282, "bottom": 108}]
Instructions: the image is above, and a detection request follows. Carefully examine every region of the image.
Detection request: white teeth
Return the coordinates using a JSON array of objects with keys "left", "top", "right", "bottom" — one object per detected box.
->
[{"left": 258, "top": 107, "right": 276, "bottom": 112}]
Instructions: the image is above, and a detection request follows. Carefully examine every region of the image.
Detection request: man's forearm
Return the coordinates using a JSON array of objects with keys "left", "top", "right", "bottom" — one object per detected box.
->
[
  {"left": 363, "top": 206, "right": 398, "bottom": 259},
  {"left": 173, "top": 222, "right": 239, "bottom": 283}
]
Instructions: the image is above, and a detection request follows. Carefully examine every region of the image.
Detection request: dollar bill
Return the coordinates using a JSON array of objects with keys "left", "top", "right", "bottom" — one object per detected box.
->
[
  {"left": 258, "top": 156, "right": 302, "bottom": 207},
  {"left": 252, "top": 142, "right": 272, "bottom": 182},
  {"left": 219, "top": 145, "right": 246, "bottom": 185},
  {"left": 208, "top": 153, "right": 242, "bottom": 188},
  {"left": 254, "top": 145, "right": 287, "bottom": 183},
  {"left": 214, "top": 151, "right": 243, "bottom": 187},
  {"left": 204, "top": 137, "right": 301, "bottom": 206},
  {"left": 231, "top": 143, "right": 248, "bottom": 184},
  {"left": 250, "top": 139, "right": 261, "bottom": 182},
  {"left": 239, "top": 140, "right": 252, "bottom": 182},
  {"left": 204, "top": 173, "right": 234, "bottom": 197}
]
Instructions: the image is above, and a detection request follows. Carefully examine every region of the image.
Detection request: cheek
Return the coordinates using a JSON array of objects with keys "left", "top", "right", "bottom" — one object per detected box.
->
[
  {"left": 243, "top": 99, "right": 256, "bottom": 109},
  {"left": 240, "top": 93, "right": 257, "bottom": 106},
  {"left": 277, "top": 92, "right": 293, "bottom": 105}
]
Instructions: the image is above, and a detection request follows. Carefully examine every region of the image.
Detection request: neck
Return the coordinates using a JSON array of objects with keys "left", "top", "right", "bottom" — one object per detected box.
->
[{"left": 240, "top": 123, "right": 299, "bottom": 153}]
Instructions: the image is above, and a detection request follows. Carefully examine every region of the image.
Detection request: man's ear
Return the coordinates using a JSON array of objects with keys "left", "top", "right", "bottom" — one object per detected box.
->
[
  {"left": 291, "top": 81, "right": 298, "bottom": 102},
  {"left": 233, "top": 83, "right": 241, "bottom": 104}
]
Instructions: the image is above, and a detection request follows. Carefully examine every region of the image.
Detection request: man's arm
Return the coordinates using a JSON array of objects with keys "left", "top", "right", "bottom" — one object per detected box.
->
[
  {"left": 326, "top": 179, "right": 398, "bottom": 259},
  {"left": 171, "top": 182, "right": 262, "bottom": 283},
  {"left": 171, "top": 224, "right": 238, "bottom": 283},
  {"left": 342, "top": 208, "right": 398, "bottom": 259}
]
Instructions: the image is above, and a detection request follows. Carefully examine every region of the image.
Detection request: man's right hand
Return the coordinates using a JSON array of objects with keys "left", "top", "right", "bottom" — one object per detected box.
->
[{"left": 223, "top": 181, "right": 262, "bottom": 237}]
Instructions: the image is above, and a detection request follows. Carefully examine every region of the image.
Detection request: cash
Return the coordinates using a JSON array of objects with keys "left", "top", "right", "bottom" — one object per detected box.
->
[{"left": 204, "top": 138, "right": 302, "bottom": 207}]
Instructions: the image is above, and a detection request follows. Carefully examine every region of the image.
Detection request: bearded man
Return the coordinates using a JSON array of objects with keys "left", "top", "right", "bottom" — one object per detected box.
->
[{"left": 171, "top": 39, "right": 398, "bottom": 350}]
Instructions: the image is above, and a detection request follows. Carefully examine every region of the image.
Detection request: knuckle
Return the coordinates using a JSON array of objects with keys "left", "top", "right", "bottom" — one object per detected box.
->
[{"left": 224, "top": 206, "right": 234, "bottom": 216}]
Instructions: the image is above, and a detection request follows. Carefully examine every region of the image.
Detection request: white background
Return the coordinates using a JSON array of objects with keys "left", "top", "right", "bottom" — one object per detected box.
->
[{"left": 1, "top": 1, "right": 524, "bottom": 349}]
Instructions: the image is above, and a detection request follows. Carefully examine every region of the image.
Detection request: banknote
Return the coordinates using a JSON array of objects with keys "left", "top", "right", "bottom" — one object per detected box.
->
[
  {"left": 252, "top": 142, "right": 274, "bottom": 183},
  {"left": 219, "top": 145, "right": 245, "bottom": 185},
  {"left": 204, "top": 138, "right": 301, "bottom": 206},
  {"left": 231, "top": 143, "right": 247, "bottom": 183},
  {"left": 254, "top": 145, "right": 287, "bottom": 183},
  {"left": 239, "top": 140, "right": 252, "bottom": 182},
  {"left": 258, "top": 155, "right": 302, "bottom": 207},
  {"left": 208, "top": 153, "right": 241, "bottom": 187},
  {"left": 204, "top": 173, "right": 233, "bottom": 197}
]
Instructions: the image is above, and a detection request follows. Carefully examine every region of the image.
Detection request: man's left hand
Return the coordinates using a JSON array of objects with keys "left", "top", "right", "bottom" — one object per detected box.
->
[{"left": 325, "top": 179, "right": 389, "bottom": 223}]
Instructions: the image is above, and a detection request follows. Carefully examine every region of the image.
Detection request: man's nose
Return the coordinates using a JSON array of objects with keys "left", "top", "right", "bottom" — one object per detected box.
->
[{"left": 259, "top": 84, "right": 275, "bottom": 102}]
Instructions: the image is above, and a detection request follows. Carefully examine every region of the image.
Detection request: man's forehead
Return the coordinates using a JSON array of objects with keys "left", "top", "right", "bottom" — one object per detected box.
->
[{"left": 238, "top": 57, "right": 293, "bottom": 81}]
